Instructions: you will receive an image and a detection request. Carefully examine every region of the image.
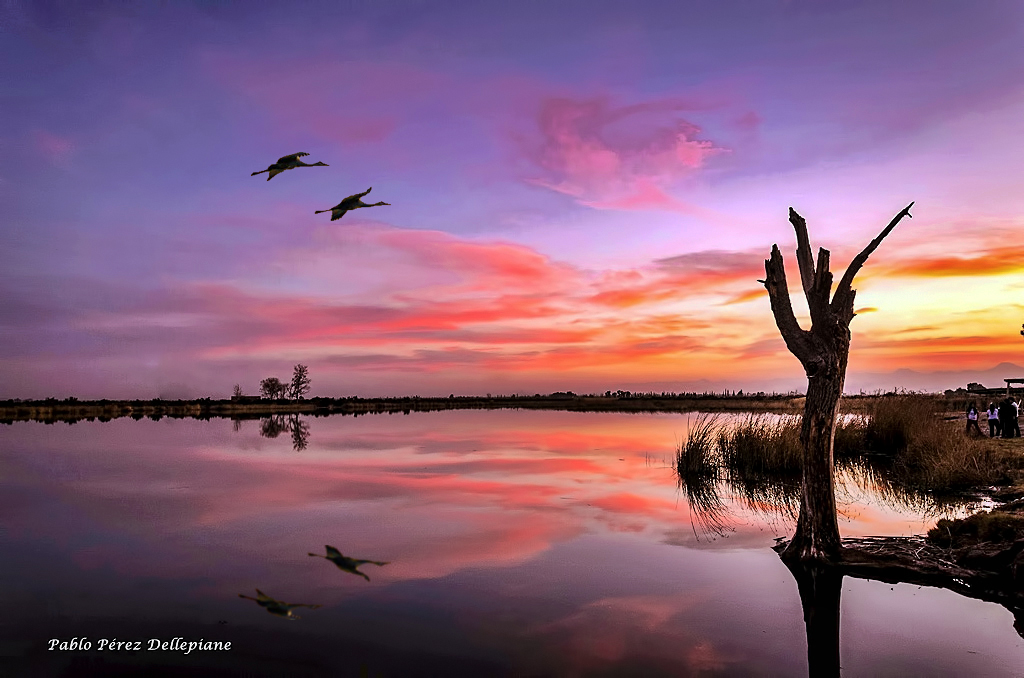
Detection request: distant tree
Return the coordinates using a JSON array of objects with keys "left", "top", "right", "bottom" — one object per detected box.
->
[
  {"left": 288, "top": 364, "right": 311, "bottom": 400},
  {"left": 260, "top": 377, "right": 286, "bottom": 400},
  {"left": 233, "top": 384, "right": 243, "bottom": 398}
]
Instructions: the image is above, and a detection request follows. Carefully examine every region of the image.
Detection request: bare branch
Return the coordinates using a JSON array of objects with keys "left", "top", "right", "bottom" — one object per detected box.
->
[
  {"left": 807, "top": 247, "right": 833, "bottom": 327},
  {"left": 789, "top": 208, "right": 816, "bottom": 300},
  {"left": 813, "top": 248, "right": 831, "bottom": 295},
  {"left": 763, "top": 245, "right": 813, "bottom": 362},
  {"left": 833, "top": 288, "right": 857, "bottom": 325},
  {"left": 832, "top": 202, "right": 914, "bottom": 309}
]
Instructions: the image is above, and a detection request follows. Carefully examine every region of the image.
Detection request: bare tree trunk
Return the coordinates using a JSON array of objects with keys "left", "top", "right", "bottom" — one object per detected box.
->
[
  {"left": 761, "top": 203, "right": 914, "bottom": 563},
  {"left": 789, "top": 362, "right": 846, "bottom": 560}
]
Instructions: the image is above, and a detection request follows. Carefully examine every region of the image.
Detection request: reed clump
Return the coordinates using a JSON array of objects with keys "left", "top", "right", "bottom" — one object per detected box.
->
[
  {"left": 676, "top": 414, "right": 730, "bottom": 534},
  {"left": 862, "top": 395, "right": 1016, "bottom": 491},
  {"left": 717, "top": 414, "right": 803, "bottom": 476},
  {"left": 862, "top": 394, "right": 936, "bottom": 454},
  {"left": 677, "top": 414, "right": 721, "bottom": 480},
  {"left": 676, "top": 395, "right": 1024, "bottom": 500}
]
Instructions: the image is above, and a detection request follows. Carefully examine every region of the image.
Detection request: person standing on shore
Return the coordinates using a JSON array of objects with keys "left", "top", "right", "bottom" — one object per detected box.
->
[
  {"left": 987, "top": 402, "right": 1001, "bottom": 438},
  {"left": 999, "top": 398, "right": 1014, "bottom": 438},
  {"left": 966, "top": 403, "right": 982, "bottom": 436},
  {"left": 1014, "top": 399, "right": 1021, "bottom": 438}
]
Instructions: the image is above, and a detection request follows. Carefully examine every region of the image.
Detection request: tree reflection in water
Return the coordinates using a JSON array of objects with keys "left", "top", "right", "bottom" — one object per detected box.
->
[
  {"left": 783, "top": 556, "right": 843, "bottom": 677},
  {"left": 232, "top": 414, "right": 311, "bottom": 451},
  {"left": 676, "top": 419, "right": 1018, "bottom": 674}
]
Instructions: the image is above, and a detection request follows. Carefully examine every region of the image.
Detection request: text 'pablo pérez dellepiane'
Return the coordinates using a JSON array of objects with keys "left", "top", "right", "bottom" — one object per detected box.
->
[{"left": 48, "top": 638, "right": 230, "bottom": 654}]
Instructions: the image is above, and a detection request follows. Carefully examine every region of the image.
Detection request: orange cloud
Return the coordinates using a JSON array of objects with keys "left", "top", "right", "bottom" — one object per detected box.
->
[
  {"left": 722, "top": 288, "right": 765, "bottom": 305},
  {"left": 858, "top": 334, "right": 1012, "bottom": 350},
  {"left": 883, "top": 247, "right": 1024, "bottom": 278}
]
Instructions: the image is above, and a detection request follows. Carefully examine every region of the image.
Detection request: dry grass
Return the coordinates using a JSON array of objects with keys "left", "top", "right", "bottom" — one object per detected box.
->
[
  {"left": 676, "top": 414, "right": 731, "bottom": 534},
  {"left": 717, "top": 413, "right": 803, "bottom": 475},
  {"left": 676, "top": 395, "right": 1024, "bottom": 501},
  {"left": 863, "top": 395, "right": 1017, "bottom": 491},
  {"left": 927, "top": 510, "right": 1024, "bottom": 548}
]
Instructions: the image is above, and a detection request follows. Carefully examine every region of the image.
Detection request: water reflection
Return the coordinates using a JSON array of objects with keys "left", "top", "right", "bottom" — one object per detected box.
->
[
  {"left": 676, "top": 416, "right": 1024, "bottom": 671},
  {"left": 309, "top": 545, "right": 389, "bottom": 581},
  {"left": 243, "top": 413, "right": 311, "bottom": 451},
  {"left": 4, "top": 411, "right": 1022, "bottom": 676},
  {"left": 678, "top": 441, "right": 959, "bottom": 536},
  {"left": 238, "top": 589, "right": 322, "bottom": 620},
  {"left": 787, "top": 560, "right": 843, "bottom": 678}
]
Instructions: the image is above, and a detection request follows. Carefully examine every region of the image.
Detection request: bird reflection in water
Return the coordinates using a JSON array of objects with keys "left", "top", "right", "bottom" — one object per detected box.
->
[
  {"left": 309, "top": 545, "right": 389, "bottom": 581},
  {"left": 238, "top": 589, "right": 322, "bottom": 620}
]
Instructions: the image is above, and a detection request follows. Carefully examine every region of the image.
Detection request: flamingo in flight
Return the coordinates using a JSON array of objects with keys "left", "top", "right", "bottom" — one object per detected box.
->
[
  {"left": 314, "top": 188, "right": 390, "bottom": 221},
  {"left": 251, "top": 152, "right": 328, "bottom": 181},
  {"left": 238, "top": 589, "right": 321, "bottom": 619},
  {"left": 309, "top": 545, "right": 389, "bottom": 581}
]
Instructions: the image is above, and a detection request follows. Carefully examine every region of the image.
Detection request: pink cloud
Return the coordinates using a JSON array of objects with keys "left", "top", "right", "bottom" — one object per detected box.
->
[
  {"left": 364, "top": 226, "right": 580, "bottom": 293},
  {"left": 580, "top": 178, "right": 725, "bottom": 222},
  {"left": 520, "top": 96, "right": 728, "bottom": 210},
  {"left": 587, "top": 249, "right": 764, "bottom": 308},
  {"left": 4, "top": 224, "right": 786, "bottom": 397}
]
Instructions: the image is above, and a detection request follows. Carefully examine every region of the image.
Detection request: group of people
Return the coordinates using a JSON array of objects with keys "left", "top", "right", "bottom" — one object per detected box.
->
[{"left": 966, "top": 398, "right": 1021, "bottom": 438}]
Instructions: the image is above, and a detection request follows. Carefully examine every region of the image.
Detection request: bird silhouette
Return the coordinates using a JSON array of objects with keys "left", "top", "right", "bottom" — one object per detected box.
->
[
  {"left": 309, "top": 545, "right": 389, "bottom": 581},
  {"left": 251, "top": 152, "right": 328, "bottom": 181},
  {"left": 314, "top": 188, "right": 390, "bottom": 221},
  {"left": 238, "top": 589, "right": 321, "bottom": 619}
]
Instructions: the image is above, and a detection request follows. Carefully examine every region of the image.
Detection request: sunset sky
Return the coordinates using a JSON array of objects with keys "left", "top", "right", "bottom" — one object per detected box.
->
[{"left": 3, "top": 0, "right": 1023, "bottom": 399}]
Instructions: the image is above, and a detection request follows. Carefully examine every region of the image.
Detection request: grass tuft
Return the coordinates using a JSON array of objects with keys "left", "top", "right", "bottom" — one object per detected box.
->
[
  {"left": 675, "top": 395, "right": 1024, "bottom": 522},
  {"left": 927, "top": 511, "right": 1024, "bottom": 548}
]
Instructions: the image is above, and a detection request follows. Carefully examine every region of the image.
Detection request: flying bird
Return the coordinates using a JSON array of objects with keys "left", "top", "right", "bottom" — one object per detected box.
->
[
  {"left": 308, "top": 545, "right": 389, "bottom": 581},
  {"left": 314, "top": 188, "right": 390, "bottom": 221},
  {"left": 238, "top": 589, "right": 321, "bottom": 620},
  {"left": 251, "top": 152, "right": 328, "bottom": 180}
]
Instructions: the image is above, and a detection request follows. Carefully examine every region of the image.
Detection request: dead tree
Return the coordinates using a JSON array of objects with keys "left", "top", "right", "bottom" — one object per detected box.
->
[{"left": 760, "top": 202, "right": 914, "bottom": 563}]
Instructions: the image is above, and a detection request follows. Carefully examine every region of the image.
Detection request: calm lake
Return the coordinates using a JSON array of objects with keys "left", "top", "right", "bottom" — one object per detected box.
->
[{"left": 3, "top": 409, "right": 1023, "bottom": 676}]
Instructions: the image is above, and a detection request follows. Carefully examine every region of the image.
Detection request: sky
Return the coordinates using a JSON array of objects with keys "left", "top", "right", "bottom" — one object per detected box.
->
[{"left": 2, "top": 0, "right": 1024, "bottom": 399}]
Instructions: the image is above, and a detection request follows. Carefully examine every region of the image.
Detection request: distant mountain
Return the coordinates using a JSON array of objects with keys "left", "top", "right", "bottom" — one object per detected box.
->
[
  {"left": 843, "top": 362, "right": 1024, "bottom": 394},
  {"left": 600, "top": 363, "right": 1024, "bottom": 397}
]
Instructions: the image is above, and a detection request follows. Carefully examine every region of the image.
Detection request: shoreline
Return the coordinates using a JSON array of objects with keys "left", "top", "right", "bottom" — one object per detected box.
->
[
  {"left": 0, "top": 394, "right": 813, "bottom": 424},
  {"left": 0, "top": 392, "right": 967, "bottom": 425}
]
